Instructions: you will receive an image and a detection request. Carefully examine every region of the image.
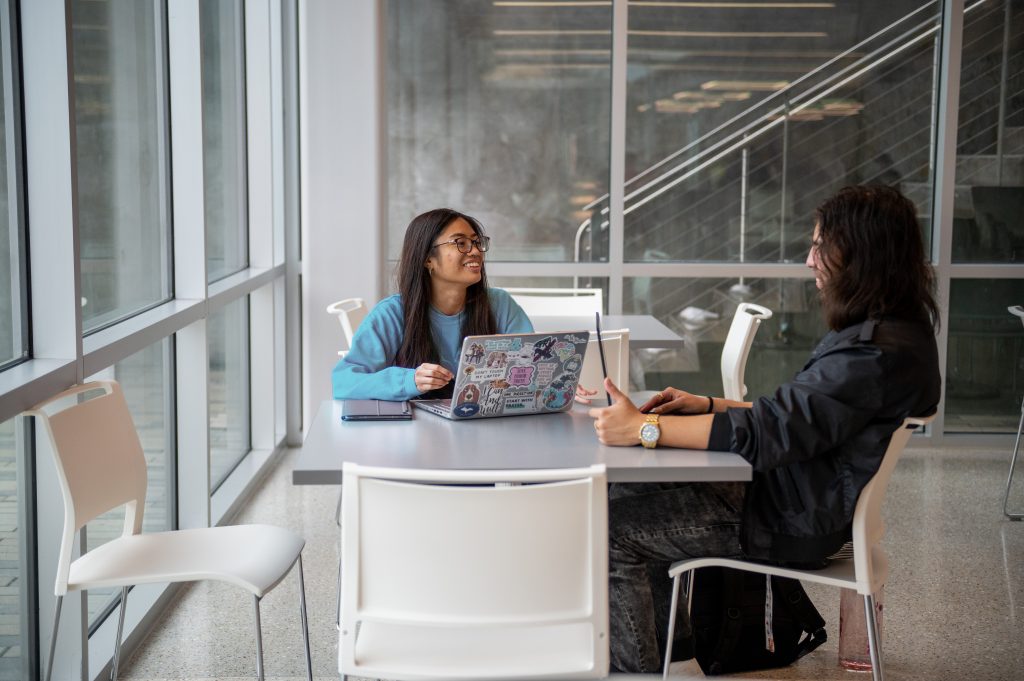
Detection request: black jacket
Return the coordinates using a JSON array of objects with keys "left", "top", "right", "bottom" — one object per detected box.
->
[{"left": 707, "top": 317, "right": 940, "bottom": 564}]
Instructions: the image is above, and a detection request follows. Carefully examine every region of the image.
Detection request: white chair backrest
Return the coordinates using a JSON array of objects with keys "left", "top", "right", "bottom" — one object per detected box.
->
[
  {"left": 851, "top": 413, "right": 934, "bottom": 592},
  {"left": 326, "top": 298, "right": 369, "bottom": 347},
  {"left": 580, "top": 329, "right": 629, "bottom": 392},
  {"left": 1009, "top": 305, "right": 1024, "bottom": 325},
  {"left": 24, "top": 381, "right": 147, "bottom": 594},
  {"left": 506, "top": 287, "right": 603, "bottom": 318},
  {"left": 340, "top": 463, "right": 608, "bottom": 677},
  {"left": 720, "top": 303, "right": 773, "bottom": 401}
]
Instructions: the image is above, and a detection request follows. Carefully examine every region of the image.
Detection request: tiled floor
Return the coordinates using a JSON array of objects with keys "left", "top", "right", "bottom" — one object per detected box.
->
[{"left": 119, "top": 444, "right": 1024, "bottom": 680}]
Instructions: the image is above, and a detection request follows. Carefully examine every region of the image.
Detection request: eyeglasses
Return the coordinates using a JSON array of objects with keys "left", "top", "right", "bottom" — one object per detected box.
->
[{"left": 432, "top": 235, "right": 491, "bottom": 254}]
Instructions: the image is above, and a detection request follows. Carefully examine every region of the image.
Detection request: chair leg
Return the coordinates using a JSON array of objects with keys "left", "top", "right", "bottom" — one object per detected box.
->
[
  {"left": 253, "top": 596, "right": 265, "bottom": 681},
  {"left": 336, "top": 488, "right": 344, "bottom": 629},
  {"left": 864, "top": 593, "right": 885, "bottom": 681},
  {"left": 111, "top": 586, "right": 129, "bottom": 681},
  {"left": 44, "top": 595, "right": 63, "bottom": 681},
  {"left": 663, "top": 573, "right": 682, "bottom": 679},
  {"left": 297, "top": 555, "right": 313, "bottom": 681},
  {"left": 1003, "top": 400, "right": 1024, "bottom": 520},
  {"left": 336, "top": 555, "right": 342, "bottom": 631}
]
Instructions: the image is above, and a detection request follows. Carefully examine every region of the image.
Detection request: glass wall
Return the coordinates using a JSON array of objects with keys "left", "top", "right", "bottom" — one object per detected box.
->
[
  {"left": 944, "top": 0, "right": 1024, "bottom": 433},
  {"left": 622, "top": 0, "right": 939, "bottom": 263},
  {"left": 383, "top": 1, "right": 1024, "bottom": 435},
  {"left": 0, "top": 1, "right": 298, "bottom": 676},
  {"left": 71, "top": 0, "right": 172, "bottom": 332},
  {"left": 385, "top": 0, "right": 612, "bottom": 264},
  {"left": 624, "top": 276, "right": 824, "bottom": 398},
  {"left": 201, "top": 0, "right": 249, "bottom": 283},
  {"left": 0, "top": 0, "right": 25, "bottom": 369},
  {"left": 209, "top": 297, "right": 250, "bottom": 490}
]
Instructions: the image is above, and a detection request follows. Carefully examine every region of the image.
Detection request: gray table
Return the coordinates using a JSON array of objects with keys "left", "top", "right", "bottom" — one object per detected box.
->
[
  {"left": 293, "top": 399, "right": 751, "bottom": 485},
  {"left": 530, "top": 314, "right": 683, "bottom": 349}
]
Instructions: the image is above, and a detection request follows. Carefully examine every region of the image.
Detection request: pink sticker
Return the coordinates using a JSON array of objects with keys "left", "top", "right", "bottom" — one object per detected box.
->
[{"left": 508, "top": 365, "right": 535, "bottom": 386}]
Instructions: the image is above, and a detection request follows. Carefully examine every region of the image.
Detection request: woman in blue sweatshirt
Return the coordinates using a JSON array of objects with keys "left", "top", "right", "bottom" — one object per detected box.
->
[{"left": 332, "top": 208, "right": 533, "bottom": 401}]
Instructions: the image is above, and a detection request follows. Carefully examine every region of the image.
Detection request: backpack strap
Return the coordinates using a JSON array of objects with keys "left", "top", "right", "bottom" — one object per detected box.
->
[{"left": 770, "top": 576, "right": 828, "bottom": 658}]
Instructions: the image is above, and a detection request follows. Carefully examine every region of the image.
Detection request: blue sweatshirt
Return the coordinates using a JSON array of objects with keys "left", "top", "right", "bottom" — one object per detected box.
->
[{"left": 332, "top": 288, "right": 534, "bottom": 400}]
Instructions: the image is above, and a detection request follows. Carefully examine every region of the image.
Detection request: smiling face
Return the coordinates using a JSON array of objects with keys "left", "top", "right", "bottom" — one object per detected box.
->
[
  {"left": 425, "top": 217, "right": 485, "bottom": 288},
  {"left": 806, "top": 223, "right": 826, "bottom": 290}
]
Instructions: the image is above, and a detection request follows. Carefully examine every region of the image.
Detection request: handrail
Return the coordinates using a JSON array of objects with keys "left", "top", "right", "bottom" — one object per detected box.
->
[
  {"left": 624, "top": 10, "right": 945, "bottom": 207},
  {"left": 580, "top": 0, "right": 990, "bottom": 214},
  {"left": 573, "top": 0, "right": 990, "bottom": 263},
  {"left": 617, "top": 0, "right": 940, "bottom": 195}
]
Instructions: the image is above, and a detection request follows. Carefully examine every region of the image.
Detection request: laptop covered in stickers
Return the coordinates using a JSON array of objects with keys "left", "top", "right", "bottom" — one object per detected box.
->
[{"left": 412, "top": 330, "right": 590, "bottom": 420}]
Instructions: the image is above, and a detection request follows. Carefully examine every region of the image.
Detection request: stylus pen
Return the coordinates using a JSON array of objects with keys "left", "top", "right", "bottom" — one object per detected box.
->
[{"left": 595, "top": 311, "right": 612, "bottom": 406}]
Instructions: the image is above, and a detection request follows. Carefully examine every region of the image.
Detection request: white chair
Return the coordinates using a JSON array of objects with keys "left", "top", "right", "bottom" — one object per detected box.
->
[
  {"left": 327, "top": 298, "right": 369, "bottom": 357},
  {"left": 721, "top": 302, "right": 773, "bottom": 401},
  {"left": 506, "top": 287, "right": 603, "bottom": 318},
  {"left": 26, "top": 381, "right": 312, "bottom": 681},
  {"left": 1004, "top": 305, "right": 1024, "bottom": 520},
  {"left": 339, "top": 463, "right": 609, "bottom": 680},
  {"left": 661, "top": 414, "right": 935, "bottom": 681},
  {"left": 580, "top": 328, "right": 629, "bottom": 398}
]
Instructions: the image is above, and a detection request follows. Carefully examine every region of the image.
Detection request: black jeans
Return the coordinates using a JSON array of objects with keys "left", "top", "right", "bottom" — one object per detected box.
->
[{"left": 607, "top": 481, "right": 745, "bottom": 673}]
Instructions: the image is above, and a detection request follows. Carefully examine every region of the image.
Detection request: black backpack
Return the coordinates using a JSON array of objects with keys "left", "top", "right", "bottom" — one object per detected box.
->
[{"left": 689, "top": 566, "right": 828, "bottom": 676}]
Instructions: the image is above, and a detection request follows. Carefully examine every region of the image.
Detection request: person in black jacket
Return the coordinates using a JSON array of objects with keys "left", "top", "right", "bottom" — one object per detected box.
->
[{"left": 589, "top": 185, "right": 941, "bottom": 673}]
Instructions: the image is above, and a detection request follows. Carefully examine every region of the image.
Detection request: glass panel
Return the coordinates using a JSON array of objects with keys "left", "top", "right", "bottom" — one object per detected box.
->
[
  {"left": 945, "top": 279, "right": 1024, "bottom": 433},
  {"left": 201, "top": 0, "right": 249, "bottom": 282},
  {"left": 952, "top": 0, "right": 1024, "bottom": 263},
  {"left": 0, "top": 417, "right": 30, "bottom": 680},
  {"left": 385, "top": 0, "right": 612, "bottom": 263},
  {"left": 209, "top": 297, "right": 250, "bottom": 490},
  {"left": 623, "top": 1, "right": 939, "bottom": 262},
  {"left": 0, "top": 1, "right": 26, "bottom": 369},
  {"left": 624, "top": 277, "right": 825, "bottom": 398},
  {"left": 71, "top": 0, "right": 172, "bottom": 331},
  {"left": 83, "top": 340, "right": 174, "bottom": 626}
]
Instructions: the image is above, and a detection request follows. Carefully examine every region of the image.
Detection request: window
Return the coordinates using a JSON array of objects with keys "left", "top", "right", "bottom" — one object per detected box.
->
[
  {"left": 944, "top": 2, "right": 1024, "bottom": 433},
  {"left": 0, "top": 0, "right": 26, "bottom": 368},
  {"left": 0, "top": 417, "right": 31, "bottom": 679},
  {"left": 623, "top": 0, "right": 939, "bottom": 263},
  {"left": 385, "top": 0, "right": 612, "bottom": 263},
  {"left": 201, "top": 0, "right": 248, "bottom": 283},
  {"left": 624, "top": 277, "right": 824, "bottom": 396},
  {"left": 71, "top": 0, "right": 172, "bottom": 331},
  {"left": 209, "top": 296, "right": 250, "bottom": 490}
]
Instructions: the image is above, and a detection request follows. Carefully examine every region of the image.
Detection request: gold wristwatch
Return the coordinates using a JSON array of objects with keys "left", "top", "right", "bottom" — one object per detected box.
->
[{"left": 639, "top": 413, "right": 661, "bottom": 449}]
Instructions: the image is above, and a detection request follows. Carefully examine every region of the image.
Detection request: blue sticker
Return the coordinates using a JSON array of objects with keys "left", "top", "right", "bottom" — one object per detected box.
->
[{"left": 453, "top": 402, "right": 480, "bottom": 417}]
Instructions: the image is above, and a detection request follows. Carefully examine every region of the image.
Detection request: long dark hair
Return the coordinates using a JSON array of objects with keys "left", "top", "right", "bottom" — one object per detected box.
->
[
  {"left": 395, "top": 208, "right": 497, "bottom": 370},
  {"left": 814, "top": 185, "right": 939, "bottom": 331}
]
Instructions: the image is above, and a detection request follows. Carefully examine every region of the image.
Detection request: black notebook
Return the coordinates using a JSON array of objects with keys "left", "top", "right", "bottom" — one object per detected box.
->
[{"left": 341, "top": 399, "right": 412, "bottom": 421}]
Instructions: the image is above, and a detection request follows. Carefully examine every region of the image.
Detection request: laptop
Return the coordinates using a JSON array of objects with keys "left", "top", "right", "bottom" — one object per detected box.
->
[{"left": 413, "top": 330, "right": 590, "bottom": 420}]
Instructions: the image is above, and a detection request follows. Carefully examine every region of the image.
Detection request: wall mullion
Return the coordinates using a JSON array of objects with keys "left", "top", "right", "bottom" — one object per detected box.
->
[
  {"left": 21, "top": 0, "right": 84, "bottom": 676},
  {"left": 608, "top": 0, "right": 628, "bottom": 314},
  {"left": 930, "top": 0, "right": 966, "bottom": 442},
  {"left": 168, "top": 0, "right": 211, "bottom": 530}
]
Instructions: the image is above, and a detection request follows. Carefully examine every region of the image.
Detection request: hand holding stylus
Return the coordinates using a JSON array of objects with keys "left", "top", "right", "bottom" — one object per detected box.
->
[{"left": 588, "top": 378, "right": 644, "bottom": 446}]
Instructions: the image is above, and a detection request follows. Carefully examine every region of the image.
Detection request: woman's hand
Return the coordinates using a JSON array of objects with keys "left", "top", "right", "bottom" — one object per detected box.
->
[
  {"left": 638, "top": 386, "right": 710, "bottom": 415},
  {"left": 588, "top": 378, "right": 645, "bottom": 446},
  {"left": 414, "top": 363, "right": 453, "bottom": 393}
]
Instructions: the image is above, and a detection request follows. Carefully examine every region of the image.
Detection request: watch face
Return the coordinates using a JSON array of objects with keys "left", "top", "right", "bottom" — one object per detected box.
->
[{"left": 640, "top": 423, "right": 660, "bottom": 443}]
